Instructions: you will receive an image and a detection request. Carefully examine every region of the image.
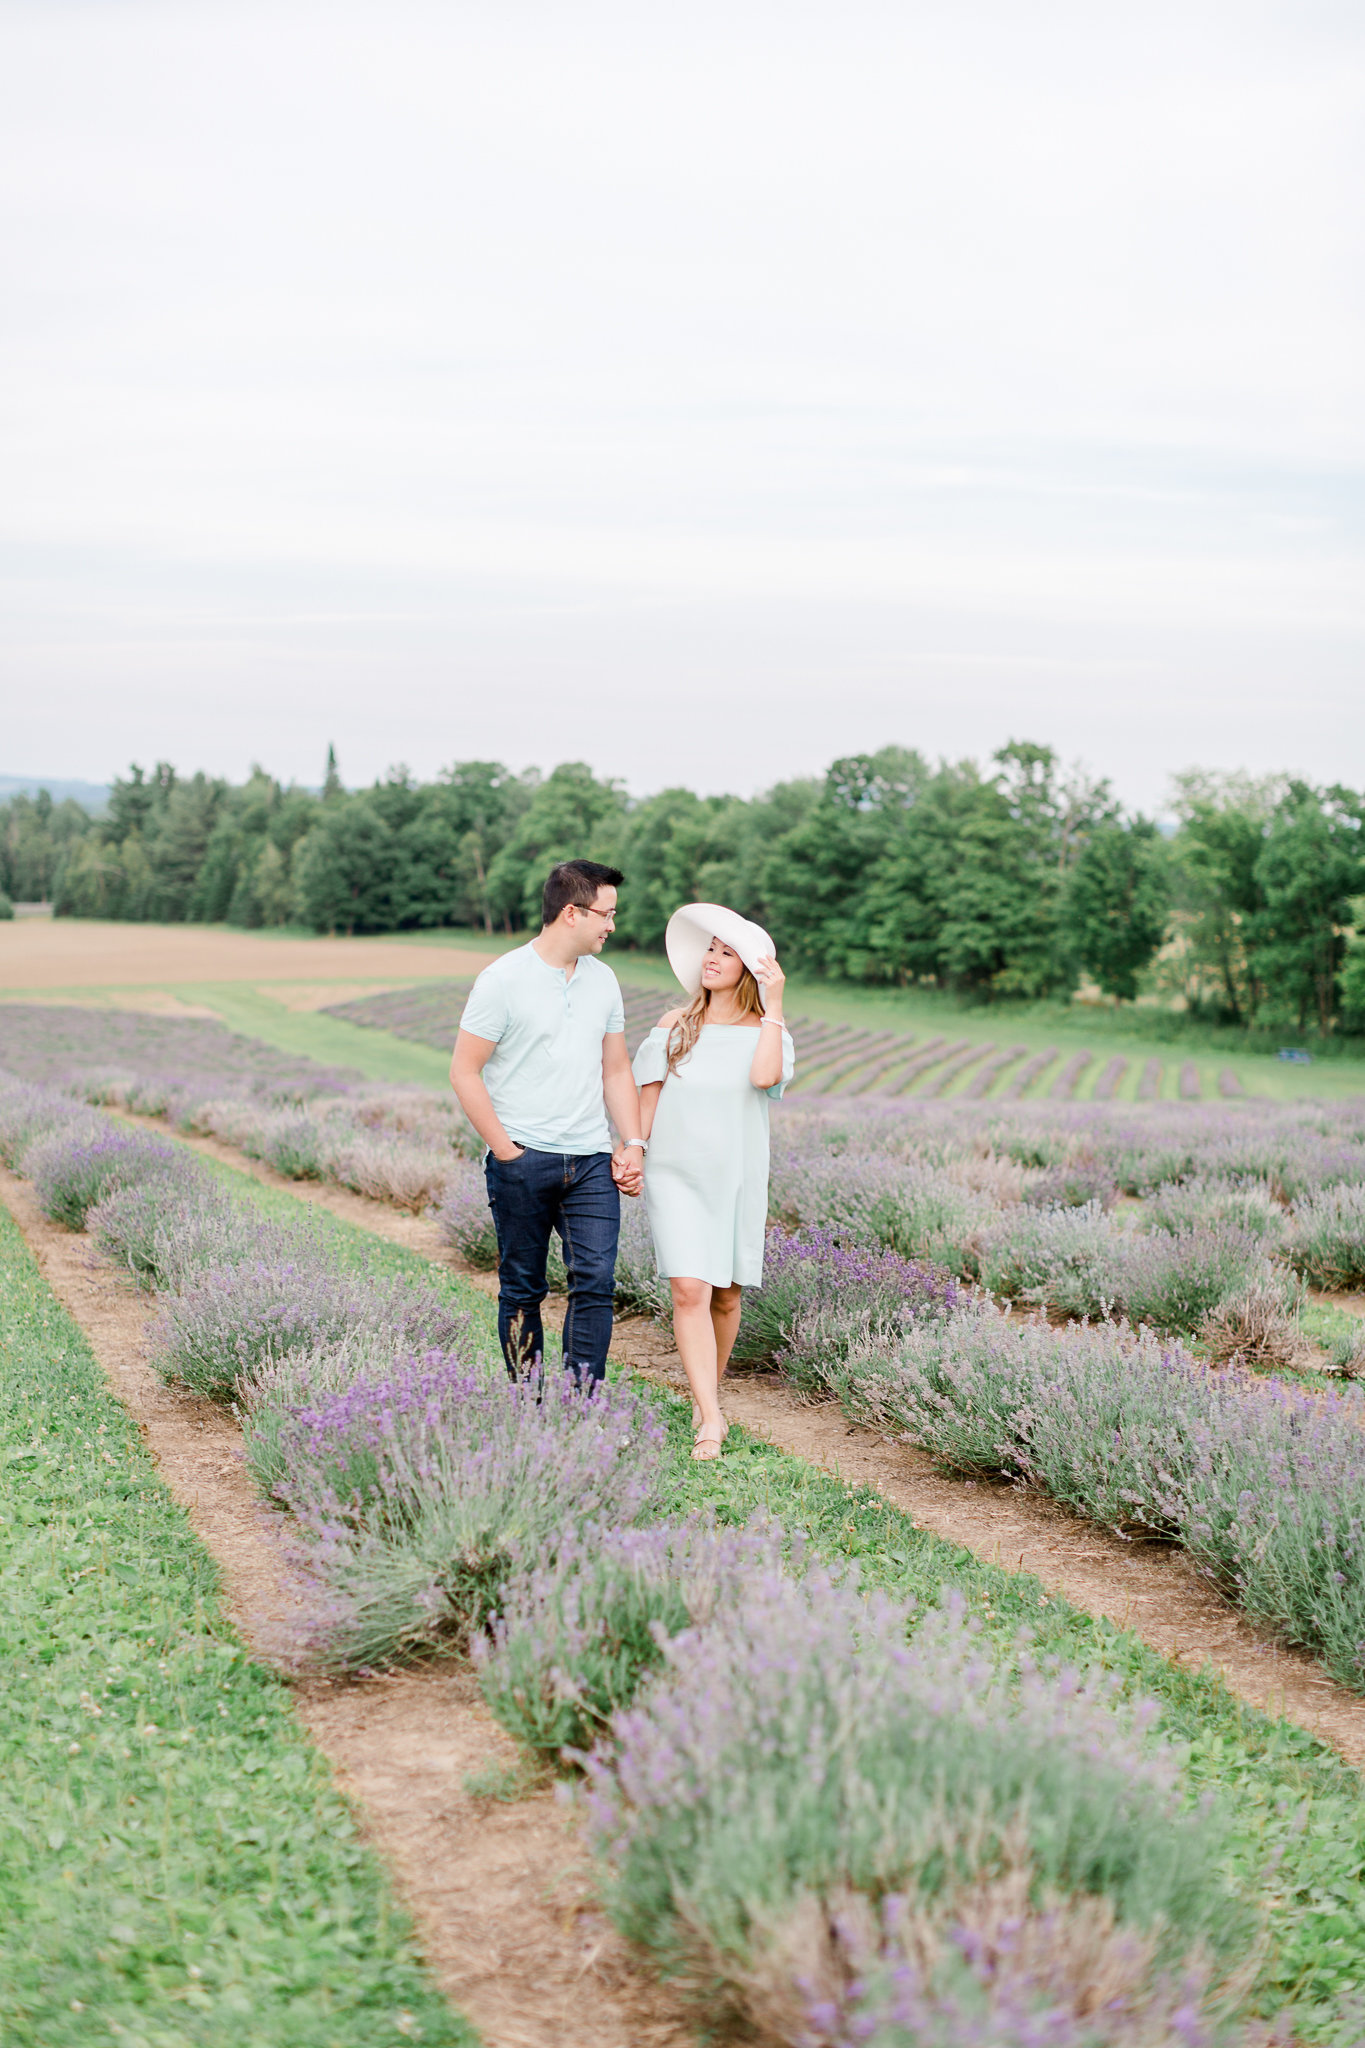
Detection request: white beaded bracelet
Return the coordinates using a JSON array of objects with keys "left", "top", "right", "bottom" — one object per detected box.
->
[{"left": 760, "top": 1017, "right": 785, "bottom": 1027}]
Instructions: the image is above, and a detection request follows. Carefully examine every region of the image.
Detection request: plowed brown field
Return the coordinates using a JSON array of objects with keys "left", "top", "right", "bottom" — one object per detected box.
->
[{"left": 0, "top": 917, "right": 496, "bottom": 991}]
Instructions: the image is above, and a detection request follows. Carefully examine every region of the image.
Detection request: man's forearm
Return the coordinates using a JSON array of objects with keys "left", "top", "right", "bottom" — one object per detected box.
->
[
  {"left": 451, "top": 1067, "right": 518, "bottom": 1156},
  {"left": 603, "top": 1065, "right": 644, "bottom": 1145}
]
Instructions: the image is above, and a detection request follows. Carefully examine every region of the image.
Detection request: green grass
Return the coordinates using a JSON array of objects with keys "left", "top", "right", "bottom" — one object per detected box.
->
[
  {"left": 202, "top": 988, "right": 456, "bottom": 1087},
  {"left": 645, "top": 1385, "right": 1365, "bottom": 2040},
  {"left": 0, "top": 1200, "right": 481, "bottom": 2048}
]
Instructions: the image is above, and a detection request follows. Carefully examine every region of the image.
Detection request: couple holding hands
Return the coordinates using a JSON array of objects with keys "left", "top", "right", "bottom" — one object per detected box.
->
[{"left": 450, "top": 859, "right": 793, "bottom": 1460}]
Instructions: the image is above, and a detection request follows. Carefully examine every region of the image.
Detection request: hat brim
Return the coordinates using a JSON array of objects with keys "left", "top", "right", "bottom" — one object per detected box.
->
[{"left": 664, "top": 903, "right": 776, "bottom": 1011}]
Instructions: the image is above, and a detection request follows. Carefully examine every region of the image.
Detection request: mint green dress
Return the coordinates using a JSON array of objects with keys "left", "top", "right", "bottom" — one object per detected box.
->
[{"left": 631, "top": 1023, "right": 795, "bottom": 1287}]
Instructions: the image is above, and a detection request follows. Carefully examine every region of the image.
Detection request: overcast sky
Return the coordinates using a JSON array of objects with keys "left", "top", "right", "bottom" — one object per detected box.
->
[{"left": 1, "top": 0, "right": 1361, "bottom": 813}]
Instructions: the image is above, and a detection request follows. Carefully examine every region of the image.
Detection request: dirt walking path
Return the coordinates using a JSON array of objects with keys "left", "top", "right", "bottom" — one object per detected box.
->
[
  {"left": 0, "top": 1165, "right": 695, "bottom": 2048},
  {"left": 114, "top": 1116, "right": 1365, "bottom": 1772}
]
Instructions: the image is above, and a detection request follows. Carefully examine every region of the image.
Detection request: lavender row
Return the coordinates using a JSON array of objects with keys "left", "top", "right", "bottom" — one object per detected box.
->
[
  {"left": 760, "top": 1270, "right": 1365, "bottom": 1693},
  {"left": 768, "top": 1099, "right": 1365, "bottom": 1304}
]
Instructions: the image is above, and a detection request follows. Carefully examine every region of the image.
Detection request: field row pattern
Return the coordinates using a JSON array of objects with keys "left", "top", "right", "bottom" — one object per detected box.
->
[{"left": 322, "top": 982, "right": 1240, "bottom": 1101}]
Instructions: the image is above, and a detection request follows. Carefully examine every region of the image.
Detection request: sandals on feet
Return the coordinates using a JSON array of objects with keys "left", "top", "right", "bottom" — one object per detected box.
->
[{"left": 691, "top": 1420, "right": 728, "bottom": 1462}]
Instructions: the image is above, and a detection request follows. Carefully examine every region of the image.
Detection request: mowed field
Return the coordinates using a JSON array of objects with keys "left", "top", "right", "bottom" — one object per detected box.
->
[{"left": 3, "top": 916, "right": 1362, "bottom": 1103}]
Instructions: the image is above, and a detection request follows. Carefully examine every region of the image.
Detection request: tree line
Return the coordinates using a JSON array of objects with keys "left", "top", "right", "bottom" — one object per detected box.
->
[{"left": 2, "top": 741, "right": 1362, "bottom": 1034}]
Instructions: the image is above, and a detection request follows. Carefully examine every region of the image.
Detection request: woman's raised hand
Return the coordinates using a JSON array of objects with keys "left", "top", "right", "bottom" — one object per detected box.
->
[{"left": 754, "top": 954, "right": 785, "bottom": 1015}]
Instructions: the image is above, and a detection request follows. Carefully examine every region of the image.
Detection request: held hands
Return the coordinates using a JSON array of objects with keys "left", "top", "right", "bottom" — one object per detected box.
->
[{"left": 611, "top": 1144, "right": 645, "bottom": 1198}]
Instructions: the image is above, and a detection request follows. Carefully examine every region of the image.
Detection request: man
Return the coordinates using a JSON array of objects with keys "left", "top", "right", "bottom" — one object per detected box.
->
[{"left": 450, "top": 859, "right": 645, "bottom": 1387}]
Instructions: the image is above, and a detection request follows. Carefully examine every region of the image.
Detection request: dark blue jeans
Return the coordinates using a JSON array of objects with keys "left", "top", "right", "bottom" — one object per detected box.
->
[{"left": 484, "top": 1147, "right": 620, "bottom": 1387}]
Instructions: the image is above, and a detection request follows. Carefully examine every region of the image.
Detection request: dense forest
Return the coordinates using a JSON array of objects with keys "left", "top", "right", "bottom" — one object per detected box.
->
[{"left": 2, "top": 742, "right": 1363, "bottom": 1035}]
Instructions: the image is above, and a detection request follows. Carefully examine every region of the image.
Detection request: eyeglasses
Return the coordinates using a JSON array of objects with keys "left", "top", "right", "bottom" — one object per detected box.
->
[{"left": 575, "top": 903, "right": 615, "bottom": 920}]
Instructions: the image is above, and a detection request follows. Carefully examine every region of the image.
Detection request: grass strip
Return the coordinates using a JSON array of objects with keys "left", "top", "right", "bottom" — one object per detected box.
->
[
  {"left": 0, "top": 1199, "right": 479, "bottom": 2048},
  {"left": 652, "top": 1386, "right": 1365, "bottom": 2040}
]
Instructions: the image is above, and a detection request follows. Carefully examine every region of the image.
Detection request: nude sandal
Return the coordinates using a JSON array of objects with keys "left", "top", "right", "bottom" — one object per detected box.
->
[{"left": 691, "top": 1420, "right": 728, "bottom": 1461}]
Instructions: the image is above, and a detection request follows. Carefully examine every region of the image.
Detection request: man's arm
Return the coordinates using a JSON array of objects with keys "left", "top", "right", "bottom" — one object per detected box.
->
[
  {"left": 602, "top": 1031, "right": 645, "bottom": 1195},
  {"left": 450, "top": 1031, "right": 524, "bottom": 1160}
]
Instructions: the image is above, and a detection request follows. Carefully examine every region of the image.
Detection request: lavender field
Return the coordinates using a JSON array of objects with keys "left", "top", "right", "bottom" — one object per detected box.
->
[{"left": 2, "top": 1069, "right": 1348, "bottom": 2046}]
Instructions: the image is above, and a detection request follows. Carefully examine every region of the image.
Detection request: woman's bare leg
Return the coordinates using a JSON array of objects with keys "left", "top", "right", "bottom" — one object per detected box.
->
[
  {"left": 711, "top": 1282, "right": 743, "bottom": 1384},
  {"left": 670, "top": 1276, "right": 727, "bottom": 1453},
  {"left": 685, "top": 1284, "right": 742, "bottom": 1426}
]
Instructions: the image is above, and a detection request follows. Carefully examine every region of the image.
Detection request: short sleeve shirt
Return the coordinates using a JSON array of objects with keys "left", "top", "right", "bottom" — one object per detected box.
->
[{"left": 459, "top": 945, "right": 626, "bottom": 1154}]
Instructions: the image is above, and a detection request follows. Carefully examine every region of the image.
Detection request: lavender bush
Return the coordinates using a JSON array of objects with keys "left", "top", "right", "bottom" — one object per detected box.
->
[
  {"left": 1284, "top": 1183, "right": 1365, "bottom": 1289},
  {"left": 273, "top": 1362, "right": 668, "bottom": 1668},
  {"left": 1327, "top": 1318, "right": 1365, "bottom": 1376},
  {"left": 1198, "top": 1278, "right": 1306, "bottom": 1371},
  {"left": 1022, "top": 1154, "right": 1120, "bottom": 1211},
  {"left": 731, "top": 1227, "right": 960, "bottom": 1390},
  {"left": 22, "top": 1122, "right": 195, "bottom": 1230},
  {"left": 473, "top": 1516, "right": 785, "bottom": 1759},
  {"left": 0, "top": 1074, "right": 89, "bottom": 1166},
  {"left": 973, "top": 1202, "right": 1123, "bottom": 1316},
  {"left": 800, "top": 1884, "right": 1268, "bottom": 2048},
  {"left": 612, "top": 1198, "right": 672, "bottom": 1318},
  {"left": 1118, "top": 1226, "right": 1270, "bottom": 1335},
  {"left": 326, "top": 1128, "right": 461, "bottom": 1211},
  {"left": 239, "top": 1324, "right": 485, "bottom": 1497},
  {"left": 582, "top": 1576, "right": 1249, "bottom": 2042},
  {"left": 833, "top": 1304, "right": 1365, "bottom": 1686},
  {"left": 972, "top": 1206, "right": 1269, "bottom": 1335},
  {"left": 149, "top": 1259, "right": 473, "bottom": 1401},
  {"left": 86, "top": 1176, "right": 222, "bottom": 1287},
  {"left": 1141, "top": 1177, "right": 1284, "bottom": 1243},
  {"left": 435, "top": 1161, "right": 500, "bottom": 1268},
  {"left": 769, "top": 1137, "right": 996, "bottom": 1274}
]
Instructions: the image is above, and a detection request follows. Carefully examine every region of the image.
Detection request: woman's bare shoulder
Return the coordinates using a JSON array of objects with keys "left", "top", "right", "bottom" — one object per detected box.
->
[{"left": 655, "top": 1007, "right": 686, "bottom": 1028}]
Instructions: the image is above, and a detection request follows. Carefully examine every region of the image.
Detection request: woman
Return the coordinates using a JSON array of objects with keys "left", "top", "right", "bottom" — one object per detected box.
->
[{"left": 632, "top": 903, "right": 794, "bottom": 1459}]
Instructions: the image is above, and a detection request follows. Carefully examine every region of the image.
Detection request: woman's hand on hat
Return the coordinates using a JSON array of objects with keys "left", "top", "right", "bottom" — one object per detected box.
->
[{"left": 754, "top": 953, "right": 785, "bottom": 1016}]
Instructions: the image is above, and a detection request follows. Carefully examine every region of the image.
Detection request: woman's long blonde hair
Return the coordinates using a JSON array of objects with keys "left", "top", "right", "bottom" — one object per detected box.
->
[{"left": 666, "top": 964, "right": 764, "bottom": 1074}]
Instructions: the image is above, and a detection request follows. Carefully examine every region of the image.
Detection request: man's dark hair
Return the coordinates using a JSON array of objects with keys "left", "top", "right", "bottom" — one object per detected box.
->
[{"left": 541, "top": 860, "right": 624, "bottom": 927}]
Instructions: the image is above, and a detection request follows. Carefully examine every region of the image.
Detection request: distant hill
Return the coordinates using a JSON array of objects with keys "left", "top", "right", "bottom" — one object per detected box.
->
[{"left": 0, "top": 776, "right": 109, "bottom": 812}]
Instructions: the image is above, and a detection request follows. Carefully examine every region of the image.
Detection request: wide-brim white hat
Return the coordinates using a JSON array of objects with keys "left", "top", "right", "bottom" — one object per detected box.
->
[{"left": 664, "top": 903, "right": 777, "bottom": 1011}]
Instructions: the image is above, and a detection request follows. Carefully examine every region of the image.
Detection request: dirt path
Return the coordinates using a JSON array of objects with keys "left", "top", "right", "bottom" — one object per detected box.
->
[
  {"left": 0, "top": 1166, "right": 694, "bottom": 2048},
  {"left": 115, "top": 1117, "right": 1365, "bottom": 1772}
]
